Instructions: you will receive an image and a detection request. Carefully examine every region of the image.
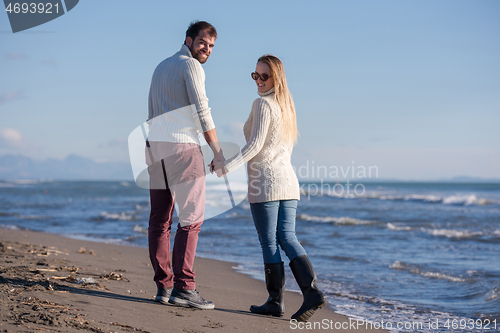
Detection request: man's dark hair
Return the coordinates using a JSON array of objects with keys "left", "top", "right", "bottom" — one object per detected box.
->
[{"left": 185, "top": 20, "right": 217, "bottom": 43}]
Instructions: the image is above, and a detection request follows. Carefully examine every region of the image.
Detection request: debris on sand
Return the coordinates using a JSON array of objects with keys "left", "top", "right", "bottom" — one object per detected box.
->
[{"left": 99, "top": 272, "right": 130, "bottom": 282}]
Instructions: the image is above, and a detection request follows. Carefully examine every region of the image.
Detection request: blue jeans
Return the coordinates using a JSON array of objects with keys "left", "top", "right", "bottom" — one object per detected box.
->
[{"left": 250, "top": 200, "right": 307, "bottom": 264}]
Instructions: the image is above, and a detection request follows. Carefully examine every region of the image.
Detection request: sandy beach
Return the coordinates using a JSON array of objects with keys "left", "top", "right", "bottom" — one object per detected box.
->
[{"left": 0, "top": 228, "right": 387, "bottom": 333}]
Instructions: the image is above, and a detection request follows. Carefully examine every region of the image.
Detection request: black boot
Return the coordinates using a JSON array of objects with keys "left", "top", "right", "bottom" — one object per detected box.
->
[
  {"left": 250, "top": 262, "right": 285, "bottom": 317},
  {"left": 289, "top": 255, "right": 327, "bottom": 322}
]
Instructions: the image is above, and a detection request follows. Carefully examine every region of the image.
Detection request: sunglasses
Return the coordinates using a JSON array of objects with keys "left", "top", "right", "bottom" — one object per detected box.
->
[{"left": 251, "top": 72, "right": 271, "bottom": 81}]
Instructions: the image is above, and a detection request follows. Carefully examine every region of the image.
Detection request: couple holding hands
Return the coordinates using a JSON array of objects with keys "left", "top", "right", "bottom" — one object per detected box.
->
[{"left": 146, "top": 20, "right": 326, "bottom": 322}]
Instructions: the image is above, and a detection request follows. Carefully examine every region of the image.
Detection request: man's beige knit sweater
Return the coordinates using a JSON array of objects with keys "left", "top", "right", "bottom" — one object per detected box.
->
[
  {"left": 147, "top": 45, "right": 215, "bottom": 145},
  {"left": 224, "top": 88, "right": 300, "bottom": 204}
]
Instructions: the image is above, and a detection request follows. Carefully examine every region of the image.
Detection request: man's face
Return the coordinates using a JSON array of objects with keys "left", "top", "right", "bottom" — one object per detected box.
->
[{"left": 185, "top": 29, "right": 216, "bottom": 64}]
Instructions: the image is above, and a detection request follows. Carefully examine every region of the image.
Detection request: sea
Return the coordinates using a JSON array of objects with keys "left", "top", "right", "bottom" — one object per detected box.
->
[{"left": 1, "top": 179, "right": 499, "bottom": 332}]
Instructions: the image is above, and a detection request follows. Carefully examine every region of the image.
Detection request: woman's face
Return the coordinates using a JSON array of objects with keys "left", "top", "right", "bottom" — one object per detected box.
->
[{"left": 255, "top": 61, "right": 274, "bottom": 93}]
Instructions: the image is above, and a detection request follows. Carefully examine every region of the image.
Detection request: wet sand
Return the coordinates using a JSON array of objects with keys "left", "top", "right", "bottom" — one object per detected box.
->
[{"left": 0, "top": 228, "right": 386, "bottom": 332}]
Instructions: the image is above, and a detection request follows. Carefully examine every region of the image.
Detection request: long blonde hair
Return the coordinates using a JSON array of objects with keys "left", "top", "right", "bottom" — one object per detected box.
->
[{"left": 258, "top": 55, "right": 299, "bottom": 145}]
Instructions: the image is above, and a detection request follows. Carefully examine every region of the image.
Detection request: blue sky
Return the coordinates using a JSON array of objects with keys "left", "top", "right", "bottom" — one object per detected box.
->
[{"left": 1, "top": 0, "right": 499, "bottom": 180}]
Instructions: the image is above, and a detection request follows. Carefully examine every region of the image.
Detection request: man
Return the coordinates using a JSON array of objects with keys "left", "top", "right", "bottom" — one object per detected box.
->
[{"left": 146, "top": 21, "right": 223, "bottom": 310}]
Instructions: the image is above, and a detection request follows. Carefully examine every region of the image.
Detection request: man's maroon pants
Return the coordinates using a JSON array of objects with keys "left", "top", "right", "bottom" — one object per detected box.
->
[{"left": 147, "top": 142, "right": 205, "bottom": 290}]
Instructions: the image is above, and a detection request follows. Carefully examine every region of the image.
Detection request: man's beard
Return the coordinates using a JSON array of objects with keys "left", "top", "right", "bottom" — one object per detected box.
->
[{"left": 190, "top": 47, "right": 209, "bottom": 64}]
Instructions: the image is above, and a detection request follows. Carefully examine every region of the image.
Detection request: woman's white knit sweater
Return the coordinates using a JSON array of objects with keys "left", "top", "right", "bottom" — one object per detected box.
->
[{"left": 224, "top": 88, "right": 300, "bottom": 203}]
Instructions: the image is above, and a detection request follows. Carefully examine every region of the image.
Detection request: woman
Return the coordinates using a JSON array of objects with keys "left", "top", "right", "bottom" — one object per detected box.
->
[{"left": 213, "top": 55, "right": 327, "bottom": 322}]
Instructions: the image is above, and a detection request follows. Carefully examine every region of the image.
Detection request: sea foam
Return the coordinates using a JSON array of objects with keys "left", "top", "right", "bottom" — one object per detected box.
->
[{"left": 297, "top": 214, "right": 375, "bottom": 225}]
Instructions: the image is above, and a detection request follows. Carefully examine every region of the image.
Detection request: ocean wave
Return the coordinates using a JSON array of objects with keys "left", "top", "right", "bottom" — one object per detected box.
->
[
  {"left": 206, "top": 182, "right": 248, "bottom": 192},
  {"left": 328, "top": 290, "right": 472, "bottom": 333},
  {"left": 485, "top": 287, "right": 500, "bottom": 301},
  {"left": 0, "top": 224, "right": 24, "bottom": 230},
  {"left": 363, "top": 192, "right": 493, "bottom": 206},
  {"left": 297, "top": 214, "right": 375, "bottom": 225},
  {"left": 422, "top": 228, "right": 483, "bottom": 239},
  {"left": 442, "top": 195, "right": 490, "bottom": 206},
  {"left": 304, "top": 188, "right": 496, "bottom": 206},
  {"left": 132, "top": 224, "right": 147, "bottom": 234},
  {"left": 404, "top": 194, "right": 442, "bottom": 203},
  {"left": 99, "top": 212, "right": 134, "bottom": 221},
  {"left": 204, "top": 193, "right": 247, "bottom": 210},
  {"left": 388, "top": 224, "right": 491, "bottom": 240},
  {"left": 389, "top": 261, "right": 411, "bottom": 270},
  {"left": 64, "top": 233, "right": 130, "bottom": 245},
  {"left": 225, "top": 212, "right": 238, "bottom": 218},
  {"left": 15, "top": 214, "right": 52, "bottom": 220},
  {"left": 332, "top": 291, "right": 394, "bottom": 306},
  {"left": 387, "top": 222, "right": 413, "bottom": 231},
  {"left": 390, "top": 261, "right": 471, "bottom": 283},
  {"left": 419, "top": 271, "right": 469, "bottom": 282},
  {"left": 204, "top": 199, "right": 233, "bottom": 209}
]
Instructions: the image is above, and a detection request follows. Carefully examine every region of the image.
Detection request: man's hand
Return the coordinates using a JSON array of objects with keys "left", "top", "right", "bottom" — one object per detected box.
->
[
  {"left": 208, "top": 153, "right": 225, "bottom": 174},
  {"left": 213, "top": 160, "right": 228, "bottom": 177},
  {"left": 203, "top": 128, "right": 226, "bottom": 176}
]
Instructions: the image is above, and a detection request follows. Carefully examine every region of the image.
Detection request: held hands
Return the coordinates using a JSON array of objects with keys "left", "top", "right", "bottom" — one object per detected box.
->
[
  {"left": 212, "top": 160, "right": 228, "bottom": 177},
  {"left": 208, "top": 153, "right": 228, "bottom": 178}
]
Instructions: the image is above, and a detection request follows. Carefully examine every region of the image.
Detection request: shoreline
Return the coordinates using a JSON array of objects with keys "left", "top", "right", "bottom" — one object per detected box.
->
[{"left": 0, "top": 228, "right": 386, "bottom": 332}]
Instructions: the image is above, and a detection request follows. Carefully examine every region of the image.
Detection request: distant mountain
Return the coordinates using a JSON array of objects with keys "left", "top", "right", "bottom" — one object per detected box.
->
[{"left": 0, "top": 154, "right": 133, "bottom": 180}]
